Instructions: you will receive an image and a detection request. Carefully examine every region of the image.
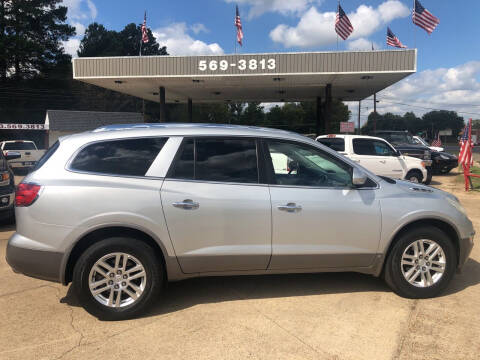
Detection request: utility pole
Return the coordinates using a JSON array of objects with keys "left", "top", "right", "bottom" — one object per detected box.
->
[
  {"left": 373, "top": 93, "right": 377, "bottom": 134},
  {"left": 357, "top": 100, "right": 361, "bottom": 135}
]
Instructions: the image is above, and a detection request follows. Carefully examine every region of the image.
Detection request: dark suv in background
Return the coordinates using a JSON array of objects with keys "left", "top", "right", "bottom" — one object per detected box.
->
[
  {"left": 0, "top": 150, "right": 21, "bottom": 222},
  {"left": 375, "top": 131, "right": 458, "bottom": 176}
]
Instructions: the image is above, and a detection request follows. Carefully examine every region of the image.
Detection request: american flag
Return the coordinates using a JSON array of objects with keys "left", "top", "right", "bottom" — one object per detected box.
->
[
  {"left": 387, "top": 27, "right": 406, "bottom": 48},
  {"left": 235, "top": 5, "right": 243, "bottom": 46},
  {"left": 335, "top": 4, "right": 354, "bottom": 41},
  {"left": 459, "top": 120, "right": 474, "bottom": 167},
  {"left": 413, "top": 0, "right": 440, "bottom": 34},
  {"left": 141, "top": 12, "right": 149, "bottom": 43},
  {"left": 431, "top": 132, "right": 442, "bottom": 147}
]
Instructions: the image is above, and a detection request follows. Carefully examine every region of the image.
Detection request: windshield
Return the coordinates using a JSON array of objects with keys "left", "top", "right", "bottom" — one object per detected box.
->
[
  {"left": 415, "top": 137, "right": 429, "bottom": 146},
  {"left": 380, "top": 133, "right": 416, "bottom": 145}
]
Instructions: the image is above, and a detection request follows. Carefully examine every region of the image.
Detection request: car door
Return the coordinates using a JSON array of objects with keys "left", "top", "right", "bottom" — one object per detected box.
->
[
  {"left": 350, "top": 138, "right": 403, "bottom": 179},
  {"left": 161, "top": 137, "right": 272, "bottom": 273},
  {"left": 263, "top": 139, "right": 381, "bottom": 270}
]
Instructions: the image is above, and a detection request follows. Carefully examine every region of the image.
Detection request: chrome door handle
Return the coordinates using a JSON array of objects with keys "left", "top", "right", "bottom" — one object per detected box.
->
[
  {"left": 172, "top": 199, "right": 199, "bottom": 210},
  {"left": 277, "top": 203, "right": 302, "bottom": 213}
]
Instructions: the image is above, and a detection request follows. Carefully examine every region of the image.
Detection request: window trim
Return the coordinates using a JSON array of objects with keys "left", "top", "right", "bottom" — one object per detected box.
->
[
  {"left": 166, "top": 136, "right": 264, "bottom": 185},
  {"left": 66, "top": 136, "right": 169, "bottom": 179},
  {"left": 261, "top": 138, "right": 378, "bottom": 190}
]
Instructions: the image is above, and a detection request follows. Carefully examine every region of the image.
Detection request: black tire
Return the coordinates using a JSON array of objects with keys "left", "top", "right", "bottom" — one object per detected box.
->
[
  {"left": 424, "top": 169, "right": 432, "bottom": 184},
  {"left": 384, "top": 226, "right": 457, "bottom": 299},
  {"left": 439, "top": 166, "right": 453, "bottom": 174},
  {"left": 405, "top": 170, "right": 423, "bottom": 184},
  {"left": 72, "top": 237, "right": 164, "bottom": 320}
]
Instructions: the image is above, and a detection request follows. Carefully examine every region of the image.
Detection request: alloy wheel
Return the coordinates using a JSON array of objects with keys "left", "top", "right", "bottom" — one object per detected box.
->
[
  {"left": 88, "top": 252, "right": 147, "bottom": 308},
  {"left": 400, "top": 239, "right": 446, "bottom": 288}
]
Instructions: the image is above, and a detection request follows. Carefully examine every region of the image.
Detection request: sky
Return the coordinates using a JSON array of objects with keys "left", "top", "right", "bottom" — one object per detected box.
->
[{"left": 61, "top": 0, "right": 480, "bottom": 125}]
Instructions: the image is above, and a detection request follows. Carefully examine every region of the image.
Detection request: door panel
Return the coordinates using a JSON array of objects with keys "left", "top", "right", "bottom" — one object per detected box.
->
[
  {"left": 161, "top": 180, "right": 271, "bottom": 273},
  {"left": 263, "top": 139, "right": 381, "bottom": 270},
  {"left": 269, "top": 187, "right": 381, "bottom": 269}
]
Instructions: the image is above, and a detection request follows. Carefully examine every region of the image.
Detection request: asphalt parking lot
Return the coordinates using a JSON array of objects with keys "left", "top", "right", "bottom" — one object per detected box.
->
[{"left": 1, "top": 170, "right": 480, "bottom": 359}]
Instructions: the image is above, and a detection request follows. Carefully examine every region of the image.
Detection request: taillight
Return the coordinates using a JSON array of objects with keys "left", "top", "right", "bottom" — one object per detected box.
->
[{"left": 15, "top": 183, "right": 41, "bottom": 207}]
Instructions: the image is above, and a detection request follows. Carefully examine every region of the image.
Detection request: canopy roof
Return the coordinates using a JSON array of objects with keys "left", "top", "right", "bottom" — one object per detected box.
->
[{"left": 72, "top": 49, "right": 416, "bottom": 103}]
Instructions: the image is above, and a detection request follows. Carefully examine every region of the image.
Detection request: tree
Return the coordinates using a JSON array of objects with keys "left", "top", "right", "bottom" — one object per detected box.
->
[
  {"left": 78, "top": 22, "right": 167, "bottom": 57},
  {"left": 241, "top": 102, "right": 264, "bottom": 125},
  {"left": 472, "top": 120, "right": 480, "bottom": 129},
  {"left": 0, "top": 0, "right": 75, "bottom": 79},
  {"left": 422, "top": 110, "right": 464, "bottom": 138}
]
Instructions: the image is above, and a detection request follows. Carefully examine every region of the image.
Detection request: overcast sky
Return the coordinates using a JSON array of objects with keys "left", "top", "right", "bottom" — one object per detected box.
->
[{"left": 61, "top": 0, "right": 480, "bottom": 124}]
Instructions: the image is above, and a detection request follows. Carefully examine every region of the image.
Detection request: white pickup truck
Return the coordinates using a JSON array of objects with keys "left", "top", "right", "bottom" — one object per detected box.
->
[
  {"left": 0, "top": 140, "right": 46, "bottom": 170},
  {"left": 316, "top": 135, "right": 429, "bottom": 183}
]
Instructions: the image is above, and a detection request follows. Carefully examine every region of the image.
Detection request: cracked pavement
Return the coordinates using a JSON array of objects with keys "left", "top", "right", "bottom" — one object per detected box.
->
[{"left": 0, "top": 171, "right": 479, "bottom": 360}]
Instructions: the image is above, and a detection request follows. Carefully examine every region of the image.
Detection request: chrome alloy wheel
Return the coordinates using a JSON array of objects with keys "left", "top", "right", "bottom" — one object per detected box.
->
[
  {"left": 401, "top": 239, "right": 446, "bottom": 288},
  {"left": 88, "top": 252, "right": 147, "bottom": 308},
  {"left": 409, "top": 176, "right": 419, "bottom": 183}
]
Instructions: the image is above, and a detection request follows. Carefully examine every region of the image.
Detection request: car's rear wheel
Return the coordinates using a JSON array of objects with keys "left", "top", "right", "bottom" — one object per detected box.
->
[
  {"left": 73, "top": 237, "right": 163, "bottom": 320},
  {"left": 384, "top": 226, "right": 456, "bottom": 298}
]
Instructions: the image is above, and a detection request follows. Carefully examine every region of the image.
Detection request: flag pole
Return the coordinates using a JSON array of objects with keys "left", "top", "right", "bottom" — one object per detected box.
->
[{"left": 412, "top": 0, "right": 416, "bottom": 49}]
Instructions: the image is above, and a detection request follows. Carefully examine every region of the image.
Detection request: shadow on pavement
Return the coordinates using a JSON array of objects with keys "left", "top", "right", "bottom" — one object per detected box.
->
[{"left": 60, "top": 258, "right": 480, "bottom": 319}]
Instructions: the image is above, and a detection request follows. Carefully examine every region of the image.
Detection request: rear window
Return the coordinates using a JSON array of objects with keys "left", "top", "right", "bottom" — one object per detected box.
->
[
  {"left": 169, "top": 137, "right": 259, "bottom": 184},
  {"left": 3, "top": 142, "right": 36, "bottom": 150},
  {"left": 70, "top": 138, "right": 167, "bottom": 177},
  {"left": 317, "top": 138, "right": 345, "bottom": 152}
]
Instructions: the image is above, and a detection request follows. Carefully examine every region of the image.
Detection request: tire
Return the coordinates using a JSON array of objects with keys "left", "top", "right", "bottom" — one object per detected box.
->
[
  {"left": 439, "top": 166, "right": 453, "bottom": 174},
  {"left": 424, "top": 169, "right": 432, "bottom": 185},
  {"left": 72, "top": 237, "right": 164, "bottom": 320},
  {"left": 405, "top": 170, "right": 423, "bottom": 184},
  {"left": 384, "top": 226, "right": 457, "bottom": 299}
]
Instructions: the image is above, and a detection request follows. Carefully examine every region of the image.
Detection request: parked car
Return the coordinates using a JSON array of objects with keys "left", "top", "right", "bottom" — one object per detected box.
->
[
  {"left": 0, "top": 140, "right": 46, "bottom": 171},
  {"left": 0, "top": 150, "right": 21, "bottom": 222},
  {"left": 316, "top": 135, "right": 428, "bottom": 183},
  {"left": 413, "top": 136, "right": 444, "bottom": 152},
  {"left": 7, "top": 124, "right": 475, "bottom": 320}
]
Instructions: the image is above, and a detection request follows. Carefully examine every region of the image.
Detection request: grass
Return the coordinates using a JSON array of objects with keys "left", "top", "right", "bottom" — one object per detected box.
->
[{"left": 456, "top": 165, "right": 480, "bottom": 191}]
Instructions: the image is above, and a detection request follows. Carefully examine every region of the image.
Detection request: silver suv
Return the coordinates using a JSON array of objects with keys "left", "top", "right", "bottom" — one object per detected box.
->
[{"left": 6, "top": 124, "right": 475, "bottom": 320}]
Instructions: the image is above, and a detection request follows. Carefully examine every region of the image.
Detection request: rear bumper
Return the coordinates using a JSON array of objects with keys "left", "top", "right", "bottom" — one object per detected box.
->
[
  {"left": 6, "top": 233, "right": 63, "bottom": 283},
  {"left": 458, "top": 234, "right": 474, "bottom": 272}
]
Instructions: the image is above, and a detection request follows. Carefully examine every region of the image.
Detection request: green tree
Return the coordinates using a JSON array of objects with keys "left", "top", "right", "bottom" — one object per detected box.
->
[
  {"left": 241, "top": 102, "right": 264, "bottom": 125},
  {"left": 472, "top": 120, "right": 480, "bottom": 129},
  {"left": 422, "top": 110, "right": 464, "bottom": 138},
  {"left": 78, "top": 22, "right": 167, "bottom": 57},
  {"left": 0, "top": 0, "right": 75, "bottom": 80}
]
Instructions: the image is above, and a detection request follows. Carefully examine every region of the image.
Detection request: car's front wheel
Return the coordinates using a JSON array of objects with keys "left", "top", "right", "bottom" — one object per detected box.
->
[
  {"left": 384, "top": 226, "right": 457, "bottom": 298},
  {"left": 73, "top": 237, "right": 164, "bottom": 320}
]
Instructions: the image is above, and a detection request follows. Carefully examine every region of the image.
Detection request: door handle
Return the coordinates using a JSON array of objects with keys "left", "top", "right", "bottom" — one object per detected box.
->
[
  {"left": 353, "top": 159, "right": 360, "bottom": 163},
  {"left": 172, "top": 199, "right": 199, "bottom": 210},
  {"left": 277, "top": 203, "right": 302, "bottom": 213},
  {"left": 379, "top": 160, "right": 386, "bottom": 164}
]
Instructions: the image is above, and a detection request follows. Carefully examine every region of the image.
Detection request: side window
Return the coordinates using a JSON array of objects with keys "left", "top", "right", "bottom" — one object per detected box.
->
[
  {"left": 352, "top": 139, "right": 376, "bottom": 155},
  {"left": 372, "top": 140, "right": 396, "bottom": 156},
  {"left": 317, "top": 138, "right": 345, "bottom": 152},
  {"left": 169, "top": 137, "right": 259, "bottom": 184},
  {"left": 266, "top": 140, "right": 352, "bottom": 187},
  {"left": 70, "top": 138, "right": 167, "bottom": 176}
]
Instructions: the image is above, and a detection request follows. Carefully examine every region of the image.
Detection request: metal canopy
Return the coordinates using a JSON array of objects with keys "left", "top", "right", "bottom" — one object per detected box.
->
[{"left": 72, "top": 50, "right": 416, "bottom": 103}]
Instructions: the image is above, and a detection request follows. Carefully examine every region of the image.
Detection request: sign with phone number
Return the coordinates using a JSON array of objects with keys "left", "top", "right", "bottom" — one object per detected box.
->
[
  {"left": 0, "top": 123, "right": 47, "bottom": 130},
  {"left": 198, "top": 58, "right": 276, "bottom": 72}
]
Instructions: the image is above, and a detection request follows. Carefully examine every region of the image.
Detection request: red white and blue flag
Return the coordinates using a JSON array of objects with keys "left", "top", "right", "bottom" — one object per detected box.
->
[
  {"left": 431, "top": 132, "right": 442, "bottom": 147},
  {"left": 141, "top": 12, "right": 149, "bottom": 43},
  {"left": 459, "top": 120, "right": 474, "bottom": 167},
  {"left": 335, "top": 4, "right": 354, "bottom": 40},
  {"left": 235, "top": 5, "right": 243, "bottom": 46},
  {"left": 387, "top": 27, "right": 407, "bottom": 48},
  {"left": 413, "top": 0, "right": 440, "bottom": 34}
]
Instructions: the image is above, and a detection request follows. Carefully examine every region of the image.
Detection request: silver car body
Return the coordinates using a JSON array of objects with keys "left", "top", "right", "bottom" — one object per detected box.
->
[{"left": 6, "top": 124, "right": 475, "bottom": 284}]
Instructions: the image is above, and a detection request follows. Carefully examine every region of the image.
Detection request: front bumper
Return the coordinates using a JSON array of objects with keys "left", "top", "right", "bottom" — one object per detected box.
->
[
  {"left": 0, "top": 188, "right": 15, "bottom": 216},
  {"left": 432, "top": 158, "right": 458, "bottom": 172},
  {"left": 458, "top": 234, "right": 475, "bottom": 272},
  {"left": 6, "top": 233, "right": 64, "bottom": 282}
]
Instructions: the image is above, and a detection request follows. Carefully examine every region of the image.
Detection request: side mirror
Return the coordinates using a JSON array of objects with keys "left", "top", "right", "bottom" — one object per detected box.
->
[
  {"left": 5, "top": 151, "right": 21, "bottom": 161},
  {"left": 352, "top": 168, "right": 367, "bottom": 186}
]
